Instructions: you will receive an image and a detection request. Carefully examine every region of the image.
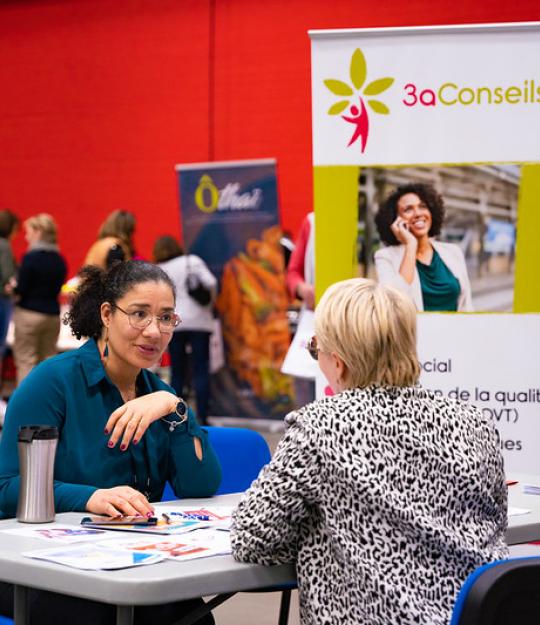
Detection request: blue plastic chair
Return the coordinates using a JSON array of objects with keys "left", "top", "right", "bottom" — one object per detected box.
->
[
  {"left": 162, "top": 425, "right": 295, "bottom": 625},
  {"left": 450, "top": 556, "right": 540, "bottom": 625},
  {"left": 162, "top": 425, "right": 271, "bottom": 500}
]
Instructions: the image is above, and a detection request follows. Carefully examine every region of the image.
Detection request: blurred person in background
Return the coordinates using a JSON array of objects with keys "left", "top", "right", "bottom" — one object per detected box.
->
[
  {"left": 286, "top": 211, "right": 315, "bottom": 310},
  {"left": 374, "top": 183, "right": 473, "bottom": 312},
  {"left": 279, "top": 229, "right": 295, "bottom": 268},
  {"left": 153, "top": 235, "right": 217, "bottom": 425},
  {"left": 0, "top": 209, "right": 19, "bottom": 423},
  {"left": 12, "top": 214, "right": 67, "bottom": 384},
  {"left": 83, "top": 209, "right": 136, "bottom": 269},
  {"left": 285, "top": 211, "right": 316, "bottom": 408}
]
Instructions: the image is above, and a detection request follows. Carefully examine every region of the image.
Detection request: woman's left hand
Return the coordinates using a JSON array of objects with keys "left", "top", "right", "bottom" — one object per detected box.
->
[{"left": 105, "top": 391, "right": 179, "bottom": 451}]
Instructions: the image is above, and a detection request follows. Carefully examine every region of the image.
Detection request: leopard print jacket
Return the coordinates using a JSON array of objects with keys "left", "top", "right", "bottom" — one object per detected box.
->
[{"left": 230, "top": 385, "right": 508, "bottom": 625}]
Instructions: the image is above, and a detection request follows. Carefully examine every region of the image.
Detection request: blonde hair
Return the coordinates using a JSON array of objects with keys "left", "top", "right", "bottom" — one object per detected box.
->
[
  {"left": 25, "top": 213, "right": 58, "bottom": 244},
  {"left": 315, "top": 278, "right": 420, "bottom": 388}
]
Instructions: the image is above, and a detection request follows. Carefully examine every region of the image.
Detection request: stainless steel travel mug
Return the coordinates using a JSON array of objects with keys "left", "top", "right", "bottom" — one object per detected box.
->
[{"left": 16, "top": 425, "right": 59, "bottom": 523}]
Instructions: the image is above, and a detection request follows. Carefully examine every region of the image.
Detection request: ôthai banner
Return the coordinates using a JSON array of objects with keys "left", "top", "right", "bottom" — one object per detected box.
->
[
  {"left": 309, "top": 23, "right": 540, "bottom": 473},
  {"left": 176, "top": 159, "right": 294, "bottom": 420}
]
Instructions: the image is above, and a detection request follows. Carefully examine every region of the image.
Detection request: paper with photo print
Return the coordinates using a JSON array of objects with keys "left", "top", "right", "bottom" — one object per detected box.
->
[
  {"left": 159, "top": 505, "right": 233, "bottom": 531},
  {"left": 2, "top": 523, "right": 109, "bottom": 543},
  {"left": 98, "top": 529, "right": 231, "bottom": 561},
  {"left": 24, "top": 542, "right": 165, "bottom": 570}
]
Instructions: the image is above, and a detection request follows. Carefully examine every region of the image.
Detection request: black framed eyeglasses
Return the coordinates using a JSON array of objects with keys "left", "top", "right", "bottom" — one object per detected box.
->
[
  {"left": 113, "top": 304, "right": 181, "bottom": 333},
  {"left": 306, "top": 335, "right": 319, "bottom": 361}
]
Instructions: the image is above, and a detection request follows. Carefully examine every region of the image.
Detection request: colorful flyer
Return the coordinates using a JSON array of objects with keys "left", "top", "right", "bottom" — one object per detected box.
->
[{"left": 24, "top": 543, "right": 165, "bottom": 570}]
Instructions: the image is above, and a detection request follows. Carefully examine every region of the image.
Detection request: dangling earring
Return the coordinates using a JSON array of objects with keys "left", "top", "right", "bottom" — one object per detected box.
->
[{"left": 101, "top": 329, "right": 109, "bottom": 364}]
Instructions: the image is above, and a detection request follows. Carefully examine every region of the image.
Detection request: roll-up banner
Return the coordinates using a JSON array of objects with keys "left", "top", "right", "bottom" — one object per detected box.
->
[
  {"left": 176, "top": 159, "right": 294, "bottom": 421},
  {"left": 310, "top": 22, "right": 540, "bottom": 472}
]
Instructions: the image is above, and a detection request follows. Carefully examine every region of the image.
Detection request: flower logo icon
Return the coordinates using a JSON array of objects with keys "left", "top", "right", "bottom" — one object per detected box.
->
[{"left": 324, "top": 49, "right": 394, "bottom": 153}]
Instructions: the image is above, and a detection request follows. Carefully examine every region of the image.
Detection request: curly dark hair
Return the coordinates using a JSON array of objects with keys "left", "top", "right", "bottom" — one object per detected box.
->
[
  {"left": 64, "top": 260, "right": 176, "bottom": 340},
  {"left": 375, "top": 183, "right": 445, "bottom": 246}
]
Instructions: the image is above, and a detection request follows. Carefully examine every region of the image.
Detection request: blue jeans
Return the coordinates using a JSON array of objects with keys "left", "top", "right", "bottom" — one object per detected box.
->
[{"left": 168, "top": 330, "right": 211, "bottom": 423}]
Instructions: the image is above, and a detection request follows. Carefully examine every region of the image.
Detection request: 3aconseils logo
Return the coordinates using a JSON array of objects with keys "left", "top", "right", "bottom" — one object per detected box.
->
[
  {"left": 403, "top": 79, "right": 540, "bottom": 107},
  {"left": 323, "top": 48, "right": 394, "bottom": 153},
  {"left": 324, "top": 49, "right": 539, "bottom": 152},
  {"left": 195, "top": 175, "right": 263, "bottom": 214}
]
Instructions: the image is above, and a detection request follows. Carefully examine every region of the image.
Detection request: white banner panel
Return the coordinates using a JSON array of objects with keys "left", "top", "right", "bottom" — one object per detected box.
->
[
  {"left": 310, "top": 23, "right": 540, "bottom": 165},
  {"left": 417, "top": 314, "right": 540, "bottom": 474}
]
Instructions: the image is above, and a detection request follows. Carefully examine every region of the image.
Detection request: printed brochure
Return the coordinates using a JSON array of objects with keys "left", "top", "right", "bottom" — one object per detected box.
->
[{"left": 24, "top": 542, "right": 165, "bottom": 570}]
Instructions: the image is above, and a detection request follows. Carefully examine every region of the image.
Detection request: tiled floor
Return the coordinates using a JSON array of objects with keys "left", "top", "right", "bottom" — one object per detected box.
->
[{"left": 212, "top": 589, "right": 300, "bottom": 625}]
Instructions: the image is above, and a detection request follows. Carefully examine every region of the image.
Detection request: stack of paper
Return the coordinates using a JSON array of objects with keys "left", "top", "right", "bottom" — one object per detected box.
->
[
  {"left": 78, "top": 506, "right": 234, "bottom": 536},
  {"left": 11, "top": 505, "right": 234, "bottom": 570},
  {"left": 160, "top": 505, "right": 233, "bottom": 532}
]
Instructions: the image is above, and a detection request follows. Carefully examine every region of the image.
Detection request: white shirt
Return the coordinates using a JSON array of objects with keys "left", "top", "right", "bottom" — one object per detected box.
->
[
  {"left": 374, "top": 240, "right": 473, "bottom": 312},
  {"left": 159, "top": 254, "right": 217, "bottom": 332}
]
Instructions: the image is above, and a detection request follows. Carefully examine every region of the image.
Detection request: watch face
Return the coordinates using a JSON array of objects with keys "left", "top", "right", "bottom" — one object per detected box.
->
[{"left": 176, "top": 399, "right": 187, "bottom": 416}]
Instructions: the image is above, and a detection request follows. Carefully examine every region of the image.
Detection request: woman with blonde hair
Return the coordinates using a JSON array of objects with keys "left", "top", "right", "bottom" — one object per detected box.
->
[
  {"left": 231, "top": 278, "right": 507, "bottom": 625},
  {"left": 13, "top": 213, "right": 67, "bottom": 383},
  {"left": 83, "top": 209, "right": 136, "bottom": 269}
]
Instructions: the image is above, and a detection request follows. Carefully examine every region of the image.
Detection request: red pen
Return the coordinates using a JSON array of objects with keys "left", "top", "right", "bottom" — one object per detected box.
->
[{"left": 506, "top": 479, "right": 518, "bottom": 486}]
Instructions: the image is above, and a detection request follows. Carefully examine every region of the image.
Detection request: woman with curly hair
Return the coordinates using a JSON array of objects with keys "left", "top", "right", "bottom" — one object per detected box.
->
[
  {"left": 374, "top": 183, "right": 473, "bottom": 311},
  {"left": 0, "top": 260, "right": 220, "bottom": 624}
]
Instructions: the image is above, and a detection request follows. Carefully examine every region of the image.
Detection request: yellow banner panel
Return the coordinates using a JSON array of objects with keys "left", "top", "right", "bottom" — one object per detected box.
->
[{"left": 313, "top": 166, "right": 359, "bottom": 302}]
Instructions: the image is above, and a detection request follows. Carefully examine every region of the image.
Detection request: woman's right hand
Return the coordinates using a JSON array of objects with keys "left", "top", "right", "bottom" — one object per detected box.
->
[
  {"left": 86, "top": 486, "right": 154, "bottom": 518},
  {"left": 391, "top": 216, "right": 417, "bottom": 248}
]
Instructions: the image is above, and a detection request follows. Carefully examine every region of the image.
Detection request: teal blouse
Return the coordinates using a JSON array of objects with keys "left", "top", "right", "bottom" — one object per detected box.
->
[
  {"left": 0, "top": 339, "right": 222, "bottom": 518},
  {"left": 416, "top": 249, "right": 461, "bottom": 312}
]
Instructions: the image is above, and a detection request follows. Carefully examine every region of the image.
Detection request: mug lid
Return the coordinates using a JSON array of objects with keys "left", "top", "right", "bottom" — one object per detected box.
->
[{"left": 18, "top": 425, "right": 59, "bottom": 442}]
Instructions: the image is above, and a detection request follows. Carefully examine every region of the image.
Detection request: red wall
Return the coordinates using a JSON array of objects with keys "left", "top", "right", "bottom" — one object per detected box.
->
[{"left": 1, "top": 0, "right": 539, "bottom": 273}]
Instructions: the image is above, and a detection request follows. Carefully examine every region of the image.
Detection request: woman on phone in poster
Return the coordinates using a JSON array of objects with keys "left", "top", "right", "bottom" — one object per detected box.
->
[{"left": 374, "top": 183, "right": 473, "bottom": 312}]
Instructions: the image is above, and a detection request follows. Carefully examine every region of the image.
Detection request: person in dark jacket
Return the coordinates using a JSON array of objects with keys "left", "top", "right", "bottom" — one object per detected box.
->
[
  {"left": 0, "top": 210, "right": 18, "bottom": 354},
  {"left": 13, "top": 213, "right": 67, "bottom": 383}
]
